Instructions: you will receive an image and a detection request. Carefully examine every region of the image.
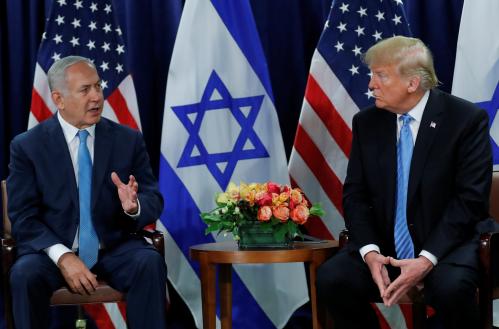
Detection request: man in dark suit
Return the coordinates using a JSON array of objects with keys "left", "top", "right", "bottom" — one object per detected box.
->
[
  {"left": 7, "top": 56, "right": 167, "bottom": 329},
  {"left": 317, "top": 36, "right": 492, "bottom": 328}
]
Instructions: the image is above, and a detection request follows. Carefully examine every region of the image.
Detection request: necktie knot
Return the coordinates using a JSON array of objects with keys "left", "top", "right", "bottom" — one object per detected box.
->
[
  {"left": 78, "top": 130, "right": 89, "bottom": 144},
  {"left": 400, "top": 114, "right": 413, "bottom": 126}
]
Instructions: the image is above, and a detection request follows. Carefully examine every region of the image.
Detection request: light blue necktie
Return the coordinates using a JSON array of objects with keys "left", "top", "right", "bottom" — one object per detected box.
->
[
  {"left": 394, "top": 114, "right": 415, "bottom": 259},
  {"left": 78, "top": 130, "right": 99, "bottom": 269}
]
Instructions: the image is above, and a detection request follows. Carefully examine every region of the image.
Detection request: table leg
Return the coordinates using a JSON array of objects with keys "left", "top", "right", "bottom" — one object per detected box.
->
[
  {"left": 219, "top": 264, "right": 232, "bottom": 329},
  {"left": 199, "top": 254, "right": 217, "bottom": 329},
  {"left": 308, "top": 261, "right": 321, "bottom": 329}
]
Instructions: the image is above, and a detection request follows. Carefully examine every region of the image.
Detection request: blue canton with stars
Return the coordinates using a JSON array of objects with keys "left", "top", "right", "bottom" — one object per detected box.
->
[
  {"left": 172, "top": 70, "right": 269, "bottom": 189},
  {"left": 37, "top": 0, "right": 128, "bottom": 98},
  {"left": 477, "top": 81, "right": 499, "bottom": 165}
]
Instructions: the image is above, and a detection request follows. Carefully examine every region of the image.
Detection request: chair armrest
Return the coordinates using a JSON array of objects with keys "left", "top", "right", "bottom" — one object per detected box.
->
[
  {"left": 478, "top": 231, "right": 499, "bottom": 329},
  {"left": 135, "top": 229, "right": 165, "bottom": 258},
  {"left": 1, "top": 237, "right": 16, "bottom": 276},
  {"left": 339, "top": 229, "right": 350, "bottom": 249},
  {"left": 1, "top": 237, "right": 16, "bottom": 328}
]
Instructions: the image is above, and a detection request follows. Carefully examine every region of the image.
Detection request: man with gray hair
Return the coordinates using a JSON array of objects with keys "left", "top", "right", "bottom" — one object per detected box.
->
[
  {"left": 7, "top": 55, "right": 167, "bottom": 328},
  {"left": 317, "top": 36, "right": 491, "bottom": 328}
]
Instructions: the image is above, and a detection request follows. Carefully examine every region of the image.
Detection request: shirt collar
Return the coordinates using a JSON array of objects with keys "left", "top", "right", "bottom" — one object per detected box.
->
[
  {"left": 397, "top": 90, "right": 430, "bottom": 123},
  {"left": 57, "top": 112, "right": 96, "bottom": 143}
]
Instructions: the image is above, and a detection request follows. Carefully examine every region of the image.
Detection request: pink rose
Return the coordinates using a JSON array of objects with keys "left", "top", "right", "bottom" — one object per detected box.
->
[
  {"left": 255, "top": 191, "right": 273, "bottom": 206},
  {"left": 272, "top": 205, "right": 290, "bottom": 222},
  {"left": 267, "top": 182, "right": 281, "bottom": 194},
  {"left": 257, "top": 206, "right": 272, "bottom": 222},
  {"left": 290, "top": 204, "right": 310, "bottom": 225}
]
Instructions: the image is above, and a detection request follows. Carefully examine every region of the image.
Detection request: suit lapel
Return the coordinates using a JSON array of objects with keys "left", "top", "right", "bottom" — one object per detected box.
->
[
  {"left": 44, "top": 115, "right": 79, "bottom": 209},
  {"left": 376, "top": 110, "right": 397, "bottom": 222},
  {"left": 92, "top": 118, "right": 113, "bottom": 210},
  {"left": 407, "top": 90, "right": 444, "bottom": 203}
]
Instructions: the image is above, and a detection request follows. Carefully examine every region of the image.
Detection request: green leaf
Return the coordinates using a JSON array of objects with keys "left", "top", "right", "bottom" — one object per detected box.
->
[
  {"left": 204, "top": 222, "right": 223, "bottom": 234},
  {"left": 200, "top": 212, "right": 223, "bottom": 222},
  {"left": 273, "top": 223, "right": 288, "bottom": 241},
  {"left": 287, "top": 221, "right": 298, "bottom": 237},
  {"left": 270, "top": 217, "right": 281, "bottom": 226},
  {"left": 259, "top": 221, "right": 273, "bottom": 230},
  {"left": 310, "top": 203, "right": 325, "bottom": 217}
]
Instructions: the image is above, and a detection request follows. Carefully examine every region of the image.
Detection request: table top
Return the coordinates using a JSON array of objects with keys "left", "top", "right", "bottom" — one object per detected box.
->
[{"left": 190, "top": 240, "right": 338, "bottom": 264}]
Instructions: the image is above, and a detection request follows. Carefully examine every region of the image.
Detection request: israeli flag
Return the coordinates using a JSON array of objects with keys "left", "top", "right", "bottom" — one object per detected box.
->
[
  {"left": 452, "top": 0, "right": 499, "bottom": 170},
  {"left": 158, "top": 0, "right": 308, "bottom": 328}
]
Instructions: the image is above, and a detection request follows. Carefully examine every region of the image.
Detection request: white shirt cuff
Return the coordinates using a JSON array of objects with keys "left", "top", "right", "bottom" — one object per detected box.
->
[
  {"left": 44, "top": 244, "right": 73, "bottom": 265},
  {"left": 419, "top": 250, "right": 438, "bottom": 266},
  {"left": 359, "top": 244, "right": 380, "bottom": 261},
  {"left": 124, "top": 198, "right": 141, "bottom": 218}
]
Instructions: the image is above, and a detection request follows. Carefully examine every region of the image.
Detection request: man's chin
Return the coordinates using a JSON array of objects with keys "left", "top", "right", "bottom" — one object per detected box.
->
[{"left": 374, "top": 99, "right": 385, "bottom": 109}]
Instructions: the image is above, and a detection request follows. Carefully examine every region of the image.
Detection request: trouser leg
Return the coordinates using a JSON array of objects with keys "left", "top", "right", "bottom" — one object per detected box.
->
[{"left": 10, "top": 253, "right": 65, "bottom": 329}]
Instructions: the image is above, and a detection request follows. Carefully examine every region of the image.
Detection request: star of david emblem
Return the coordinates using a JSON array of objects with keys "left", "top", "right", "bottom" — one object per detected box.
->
[
  {"left": 172, "top": 70, "right": 269, "bottom": 189},
  {"left": 477, "top": 81, "right": 499, "bottom": 165}
]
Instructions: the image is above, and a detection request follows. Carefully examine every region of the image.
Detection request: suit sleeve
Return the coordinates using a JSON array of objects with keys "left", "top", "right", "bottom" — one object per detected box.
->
[
  {"left": 7, "top": 137, "right": 64, "bottom": 251},
  {"left": 130, "top": 131, "right": 164, "bottom": 229},
  {"left": 343, "top": 114, "right": 381, "bottom": 249},
  {"left": 422, "top": 109, "right": 492, "bottom": 259}
]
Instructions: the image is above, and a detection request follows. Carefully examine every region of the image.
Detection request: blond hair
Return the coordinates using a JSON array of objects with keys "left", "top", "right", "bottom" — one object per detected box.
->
[{"left": 364, "top": 36, "right": 439, "bottom": 90}]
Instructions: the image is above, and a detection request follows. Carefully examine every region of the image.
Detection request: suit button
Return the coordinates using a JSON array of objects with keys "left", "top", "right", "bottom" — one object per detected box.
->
[{"left": 409, "top": 223, "right": 414, "bottom": 227}]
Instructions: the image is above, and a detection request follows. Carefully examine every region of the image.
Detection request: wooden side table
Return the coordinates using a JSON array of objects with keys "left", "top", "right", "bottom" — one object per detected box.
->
[{"left": 190, "top": 240, "right": 338, "bottom": 329}]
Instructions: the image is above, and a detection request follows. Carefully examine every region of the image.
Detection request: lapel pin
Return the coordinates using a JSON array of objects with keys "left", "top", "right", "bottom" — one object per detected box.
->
[{"left": 430, "top": 121, "right": 437, "bottom": 128}]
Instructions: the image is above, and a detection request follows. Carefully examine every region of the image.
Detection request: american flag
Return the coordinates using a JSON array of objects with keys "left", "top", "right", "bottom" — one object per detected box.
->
[
  {"left": 29, "top": 0, "right": 139, "bottom": 327},
  {"left": 288, "top": 0, "right": 413, "bottom": 327}
]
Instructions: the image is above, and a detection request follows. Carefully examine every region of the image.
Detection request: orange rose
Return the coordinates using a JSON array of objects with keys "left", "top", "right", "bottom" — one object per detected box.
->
[
  {"left": 272, "top": 205, "right": 290, "bottom": 222},
  {"left": 290, "top": 189, "right": 303, "bottom": 205},
  {"left": 257, "top": 206, "right": 272, "bottom": 221},
  {"left": 290, "top": 204, "right": 310, "bottom": 225}
]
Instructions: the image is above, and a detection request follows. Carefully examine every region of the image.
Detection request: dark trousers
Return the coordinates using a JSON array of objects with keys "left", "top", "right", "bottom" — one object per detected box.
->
[
  {"left": 316, "top": 249, "right": 479, "bottom": 329},
  {"left": 10, "top": 238, "right": 168, "bottom": 329}
]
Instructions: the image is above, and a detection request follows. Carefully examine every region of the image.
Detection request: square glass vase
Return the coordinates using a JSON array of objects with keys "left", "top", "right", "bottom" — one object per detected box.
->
[{"left": 238, "top": 221, "right": 291, "bottom": 249}]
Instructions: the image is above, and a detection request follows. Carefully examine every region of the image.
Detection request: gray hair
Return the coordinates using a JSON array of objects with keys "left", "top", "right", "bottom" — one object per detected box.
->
[
  {"left": 364, "top": 36, "right": 439, "bottom": 90},
  {"left": 47, "top": 56, "right": 96, "bottom": 94}
]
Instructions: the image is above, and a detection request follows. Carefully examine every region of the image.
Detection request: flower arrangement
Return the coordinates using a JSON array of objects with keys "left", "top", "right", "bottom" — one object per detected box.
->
[{"left": 201, "top": 181, "right": 325, "bottom": 243}]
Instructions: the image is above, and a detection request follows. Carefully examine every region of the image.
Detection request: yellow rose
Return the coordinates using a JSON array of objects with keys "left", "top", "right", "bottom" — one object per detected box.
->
[
  {"left": 226, "top": 182, "right": 240, "bottom": 201},
  {"left": 216, "top": 192, "right": 229, "bottom": 204}
]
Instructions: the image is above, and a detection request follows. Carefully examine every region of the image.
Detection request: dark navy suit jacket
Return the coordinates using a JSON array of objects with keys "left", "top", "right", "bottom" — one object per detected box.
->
[
  {"left": 7, "top": 115, "right": 163, "bottom": 257},
  {"left": 343, "top": 88, "right": 492, "bottom": 268}
]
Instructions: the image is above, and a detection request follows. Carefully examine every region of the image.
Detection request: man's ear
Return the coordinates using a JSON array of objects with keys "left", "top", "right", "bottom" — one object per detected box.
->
[
  {"left": 407, "top": 76, "right": 421, "bottom": 93},
  {"left": 51, "top": 91, "right": 64, "bottom": 110}
]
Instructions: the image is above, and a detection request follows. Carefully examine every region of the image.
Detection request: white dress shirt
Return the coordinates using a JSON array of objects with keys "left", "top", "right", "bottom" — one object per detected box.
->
[
  {"left": 359, "top": 91, "right": 438, "bottom": 265},
  {"left": 44, "top": 113, "right": 140, "bottom": 265}
]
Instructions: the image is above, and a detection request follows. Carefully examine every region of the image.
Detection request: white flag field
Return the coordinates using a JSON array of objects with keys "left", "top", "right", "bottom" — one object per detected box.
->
[{"left": 158, "top": 0, "right": 308, "bottom": 328}]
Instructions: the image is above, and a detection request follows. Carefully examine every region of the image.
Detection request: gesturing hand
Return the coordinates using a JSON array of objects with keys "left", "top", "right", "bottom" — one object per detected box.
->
[
  {"left": 58, "top": 253, "right": 98, "bottom": 295},
  {"left": 364, "top": 251, "right": 391, "bottom": 298},
  {"left": 382, "top": 256, "right": 433, "bottom": 306},
  {"left": 111, "top": 172, "right": 139, "bottom": 214}
]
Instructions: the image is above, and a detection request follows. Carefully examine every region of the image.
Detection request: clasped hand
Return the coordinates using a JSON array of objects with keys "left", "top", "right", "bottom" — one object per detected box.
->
[
  {"left": 111, "top": 172, "right": 139, "bottom": 214},
  {"left": 364, "top": 251, "right": 433, "bottom": 306}
]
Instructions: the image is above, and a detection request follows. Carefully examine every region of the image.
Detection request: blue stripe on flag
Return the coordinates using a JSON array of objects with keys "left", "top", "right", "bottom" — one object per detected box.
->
[
  {"left": 210, "top": 0, "right": 275, "bottom": 103},
  {"left": 158, "top": 155, "right": 276, "bottom": 328}
]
